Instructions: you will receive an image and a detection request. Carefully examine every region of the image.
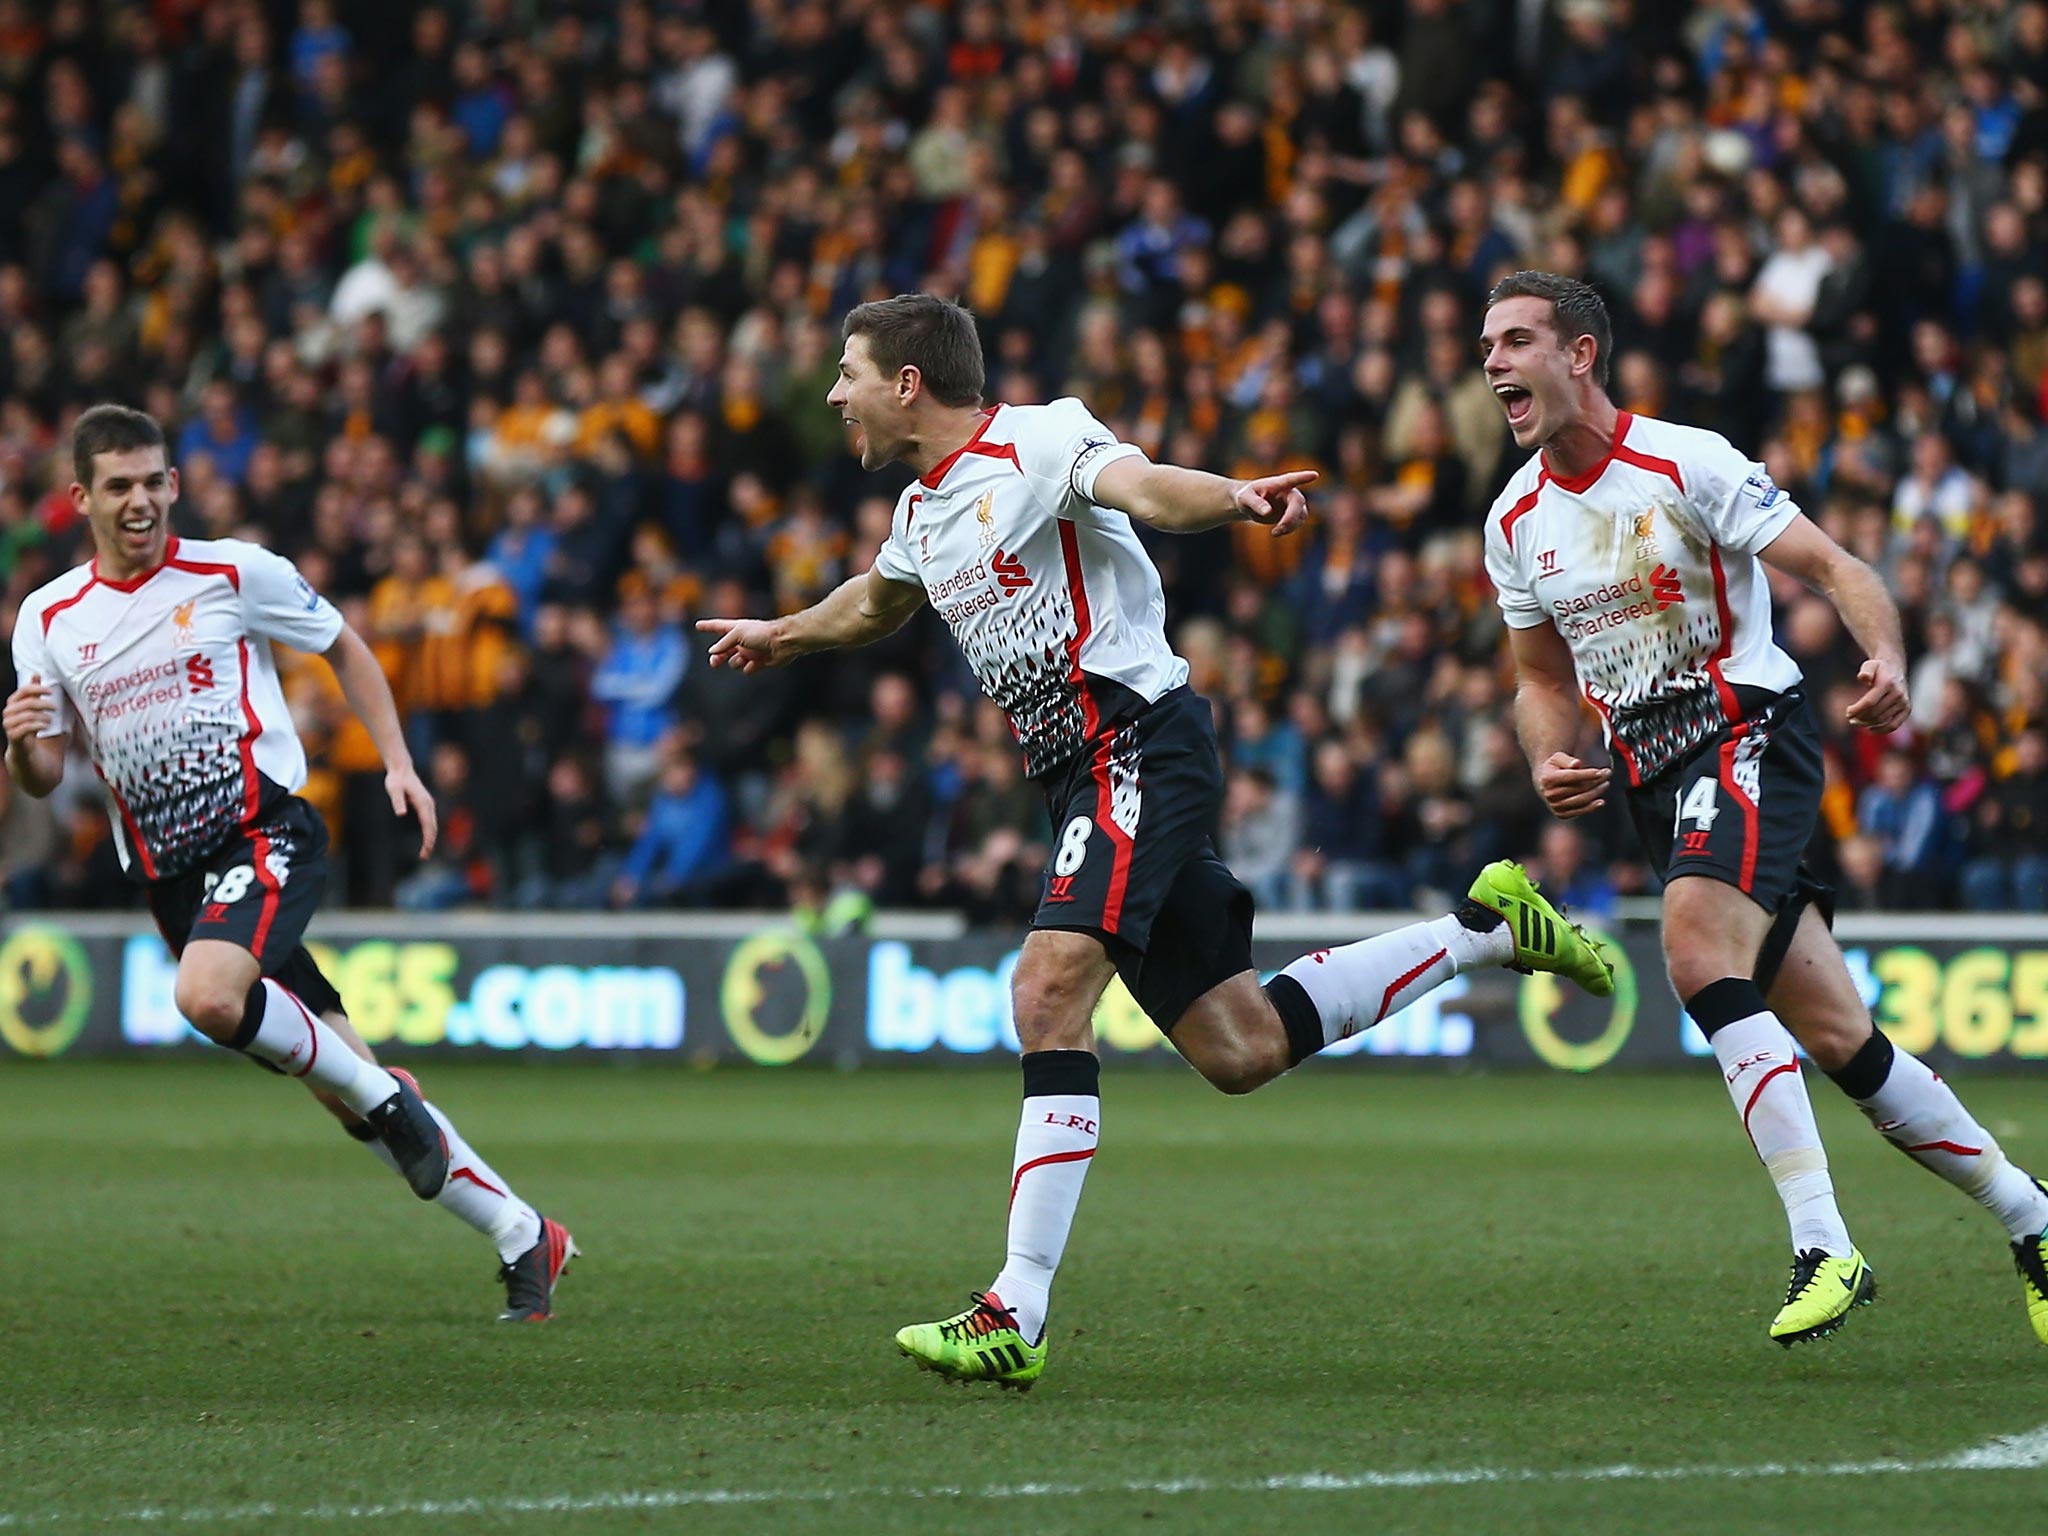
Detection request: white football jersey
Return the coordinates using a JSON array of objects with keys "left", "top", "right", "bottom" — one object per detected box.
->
[
  {"left": 1484, "top": 411, "right": 1804, "bottom": 784},
  {"left": 12, "top": 537, "right": 344, "bottom": 879},
  {"left": 873, "top": 399, "right": 1190, "bottom": 775}
]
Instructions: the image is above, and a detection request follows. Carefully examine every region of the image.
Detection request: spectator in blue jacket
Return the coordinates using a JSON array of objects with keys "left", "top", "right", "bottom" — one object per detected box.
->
[
  {"left": 1858, "top": 747, "right": 1951, "bottom": 906},
  {"left": 38, "top": 139, "right": 118, "bottom": 304},
  {"left": 486, "top": 487, "right": 558, "bottom": 637},
  {"left": 176, "top": 382, "right": 260, "bottom": 487},
  {"left": 1289, "top": 739, "right": 1406, "bottom": 910},
  {"left": 590, "top": 586, "right": 687, "bottom": 805},
  {"left": 611, "top": 751, "right": 730, "bottom": 909}
]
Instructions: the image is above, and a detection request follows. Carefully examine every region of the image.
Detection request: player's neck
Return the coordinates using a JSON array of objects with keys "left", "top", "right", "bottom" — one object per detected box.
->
[
  {"left": 1539, "top": 395, "right": 1623, "bottom": 484},
  {"left": 906, "top": 405, "right": 997, "bottom": 480},
  {"left": 92, "top": 534, "right": 173, "bottom": 585}
]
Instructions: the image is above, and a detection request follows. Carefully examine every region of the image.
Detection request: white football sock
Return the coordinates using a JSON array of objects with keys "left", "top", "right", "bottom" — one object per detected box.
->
[
  {"left": 1275, "top": 913, "right": 1512, "bottom": 1049},
  {"left": 990, "top": 1068, "right": 1099, "bottom": 1346},
  {"left": 1849, "top": 1045, "right": 2048, "bottom": 1240},
  {"left": 1711, "top": 1009, "right": 1852, "bottom": 1256},
  {"left": 422, "top": 1098, "right": 542, "bottom": 1262},
  {"left": 242, "top": 981, "right": 398, "bottom": 1115},
  {"left": 354, "top": 1076, "right": 541, "bottom": 1262}
]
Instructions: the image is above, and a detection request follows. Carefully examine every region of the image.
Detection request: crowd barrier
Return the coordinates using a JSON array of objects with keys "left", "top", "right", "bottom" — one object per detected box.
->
[{"left": 3, "top": 912, "right": 2046, "bottom": 1072}]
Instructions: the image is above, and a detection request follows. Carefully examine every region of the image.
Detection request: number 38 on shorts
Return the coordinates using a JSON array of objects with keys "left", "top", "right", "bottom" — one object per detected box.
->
[{"left": 145, "top": 800, "right": 332, "bottom": 964}]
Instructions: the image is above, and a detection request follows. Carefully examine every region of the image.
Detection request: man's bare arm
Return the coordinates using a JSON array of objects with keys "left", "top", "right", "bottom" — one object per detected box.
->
[
  {"left": 1091, "top": 457, "right": 1316, "bottom": 536},
  {"left": 1508, "top": 622, "right": 1609, "bottom": 819},
  {"left": 324, "top": 623, "right": 439, "bottom": 856},
  {"left": 698, "top": 567, "right": 926, "bottom": 673},
  {"left": 1758, "top": 513, "right": 1909, "bottom": 732}
]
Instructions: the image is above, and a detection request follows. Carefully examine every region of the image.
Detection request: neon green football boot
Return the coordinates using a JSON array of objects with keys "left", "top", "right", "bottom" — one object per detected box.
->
[
  {"left": 1465, "top": 860, "right": 1615, "bottom": 997},
  {"left": 2013, "top": 1183, "right": 2048, "bottom": 1345},
  {"left": 895, "top": 1292, "right": 1046, "bottom": 1391},
  {"left": 1770, "top": 1247, "right": 1876, "bottom": 1346}
]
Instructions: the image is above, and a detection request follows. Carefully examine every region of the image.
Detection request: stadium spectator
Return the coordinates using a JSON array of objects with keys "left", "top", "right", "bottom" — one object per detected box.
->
[
  {"left": 610, "top": 748, "right": 731, "bottom": 910},
  {"left": 1963, "top": 727, "right": 2048, "bottom": 911},
  {"left": 1524, "top": 822, "right": 1619, "bottom": 922},
  {"left": 395, "top": 739, "right": 483, "bottom": 911},
  {"left": 176, "top": 381, "right": 260, "bottom": 487},
  {"left": 1858, "top": 748, "right": 1954, "bottom": 907},
  {"left": 590, "top": 585, "right": 688, "bottom": 806},
  {"left": 523, "top": 754, "right": 616, "bottom": 911},
  {"left": 1222, "top": 765, "right": 1303, "bottom": 912},
  {"left": 1292, "top": 739, "right": 1405, "bottom": 911}
]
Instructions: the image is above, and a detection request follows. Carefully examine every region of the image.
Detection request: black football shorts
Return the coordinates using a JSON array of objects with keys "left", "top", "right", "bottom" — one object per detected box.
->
[
  {"left": 1032, "top": 685, "right": 1255, "bottom": 1032},
  {"left": 1623, "top": 688, "right": 1828, "bottom": 916},
  {"left": 146, "top": 794, "right": 330, "bottom": 968}
]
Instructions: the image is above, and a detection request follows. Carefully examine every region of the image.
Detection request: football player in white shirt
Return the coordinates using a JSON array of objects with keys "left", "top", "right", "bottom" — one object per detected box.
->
[
  {"left": 3, "top": 405, "right": 575, "bottom": 1322},
  {"left": 1480, "top": 271, "right": 2048, "bottom": 1347},
  {"left": 700, "top": 293, "right": 1616, "bottom": 1388}
]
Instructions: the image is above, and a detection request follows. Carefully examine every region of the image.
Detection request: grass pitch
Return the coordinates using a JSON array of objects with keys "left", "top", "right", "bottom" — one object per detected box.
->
[{"left": 3, "top": 1060, "right": 2046, "bottom": 1534}]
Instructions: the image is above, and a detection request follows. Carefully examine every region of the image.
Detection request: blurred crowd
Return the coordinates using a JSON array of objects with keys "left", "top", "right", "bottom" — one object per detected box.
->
[{"left": 0, "top": 0, "right": 2045, "bottom": 921}]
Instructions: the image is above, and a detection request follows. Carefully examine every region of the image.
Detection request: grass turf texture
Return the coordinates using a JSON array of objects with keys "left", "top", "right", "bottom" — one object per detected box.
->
[{"left": 3, "top": 1061, "right": 2045, "bottom": 1535}]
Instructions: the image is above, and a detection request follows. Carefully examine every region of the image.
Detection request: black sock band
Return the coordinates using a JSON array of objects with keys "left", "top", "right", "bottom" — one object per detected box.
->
[
  {"left": 344, "top": 1120, "right": 379, "bottom": 1143},
  {"left": 1021, "top": 1049, "right": 1099, "bottom": 1098},
  {"left": 1454, "top": 898, "right": 1505, "bottom": 933},
  {"left": 1824, "top": 1027, "right": 1895, "bottom": 1101},
  {"left": 1684, "top": 976, "right": 1770, "bottom": 1040},
  {"left": 1265, "top": 974, "right": 1324, "bottom": 1067},
  {"left": 227, "top": 979, "right": 268, "bottom": 1052}
]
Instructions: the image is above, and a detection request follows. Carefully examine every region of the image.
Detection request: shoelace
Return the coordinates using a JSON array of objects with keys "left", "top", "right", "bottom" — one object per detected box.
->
[
  {"left": 2014, "top": 1235, "right": 2048, "bottom": 1298},
  {"left": 1783, "top": 1250, "right": 1830, "bottom": 1306},
  {"left": 937, "top": 1292, "right": 1018, "bottom": 1343}
]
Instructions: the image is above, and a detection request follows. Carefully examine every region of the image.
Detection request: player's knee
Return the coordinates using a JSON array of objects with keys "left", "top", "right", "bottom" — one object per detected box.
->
[
  {"left": 1011, "top": 972, "right": 1096, "bottom": 1051},
  {"left": 1201, "top": 1057, "right": 1268, "bottom": 1096},
  {"left": 1790, "top": 1012, "right": 1870, "bottom": 1074},
  {"left": 175, "top": 975, "right": 252, "bottom": 1044},
  {"left": 1193, "top": 1031, "right": 1287, "bottom": 1096},
  {"left": 1664, "top": 955, "right": 1717, "bottom": 1004},
  {"left": 1664, "top": 939, "right": 1741, "bottom": 1005}
]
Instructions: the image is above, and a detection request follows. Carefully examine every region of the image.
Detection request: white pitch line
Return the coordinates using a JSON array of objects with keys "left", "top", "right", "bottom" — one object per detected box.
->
[{"left": 3, "top": 1425, "right": 2044, "bottom": 1529}]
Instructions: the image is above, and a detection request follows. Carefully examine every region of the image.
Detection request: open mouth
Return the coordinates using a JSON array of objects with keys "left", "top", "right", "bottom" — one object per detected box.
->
[
  {"left": 1494, "top": 384, "right": 1534, "bottom": 427},
  {"left": 120, "top": 515, "right": 157, "bottom": 540}
]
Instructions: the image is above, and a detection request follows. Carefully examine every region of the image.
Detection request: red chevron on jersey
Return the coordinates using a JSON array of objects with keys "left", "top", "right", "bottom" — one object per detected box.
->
[
  {"left": 992, "top": 548, "right": 1033, "bottom": 592},
  {"left": 1650, "top": 565, "right": 1685, "bottom": 610}
]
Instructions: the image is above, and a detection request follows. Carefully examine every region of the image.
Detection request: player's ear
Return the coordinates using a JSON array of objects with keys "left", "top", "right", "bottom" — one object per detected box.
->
[
  {"left": 898, "top": 364, "right": 921, "bottom": 406},
  {"left": 166, "top": 466, "right": 180, "bottom": 502}
]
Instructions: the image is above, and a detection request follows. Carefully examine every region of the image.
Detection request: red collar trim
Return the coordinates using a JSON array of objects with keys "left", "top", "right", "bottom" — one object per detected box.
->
[
  {"left": 1542, "top": 410, "right": 1632, "bottom": 495},
  {"left": 92, "top": 536, "right": 179, "bottom": 593},
  {"left": 919, "top": 408, "right": 1001, "bottom": 489}
]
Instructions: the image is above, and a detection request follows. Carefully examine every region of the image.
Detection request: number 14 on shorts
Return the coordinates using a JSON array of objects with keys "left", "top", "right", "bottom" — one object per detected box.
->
[{"left": 1676, "top": 777, "right": 1718, "bottom": 855}]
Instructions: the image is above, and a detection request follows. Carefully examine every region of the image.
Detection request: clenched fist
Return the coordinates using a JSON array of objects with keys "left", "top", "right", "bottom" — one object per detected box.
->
[{"left": 1535, "top": 752, "right": 1610, "bottom": 819}]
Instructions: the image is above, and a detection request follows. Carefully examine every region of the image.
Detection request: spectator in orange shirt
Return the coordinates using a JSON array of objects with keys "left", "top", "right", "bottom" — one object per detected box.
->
[
  {"left": 366, "top": 532, "right": 447, "bottom": 736},
  {"left": 573, "top": 353, "right": 660, "bottom": 461}
]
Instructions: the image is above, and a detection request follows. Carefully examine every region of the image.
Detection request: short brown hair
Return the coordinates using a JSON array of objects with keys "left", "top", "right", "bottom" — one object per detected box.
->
[
  {"left": 73, "top": 403, "right": 167, "bottom": 489},
  {"left": 1485, "top": 270, "right": 1613, "bottom": 389},
  {"left": 842, "top": 294, "right": 985, "bottom": 408}
]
